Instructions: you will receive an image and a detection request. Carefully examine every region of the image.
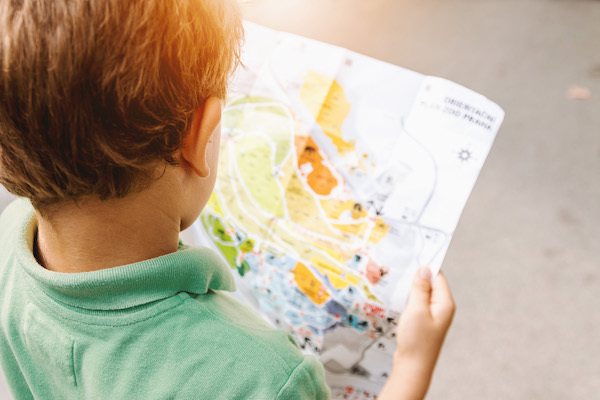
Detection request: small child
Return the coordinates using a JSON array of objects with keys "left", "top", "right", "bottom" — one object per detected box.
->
[{"left": 0, "top": 1, "right": 454, "bottom": 399}]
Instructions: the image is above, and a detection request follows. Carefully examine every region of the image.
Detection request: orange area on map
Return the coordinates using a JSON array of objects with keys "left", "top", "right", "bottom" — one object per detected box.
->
[
  {"left": 297, "top": 137, "right": 338, "bottom": 196},
  {"left": 300, "top": 71, "right": 355, "bottom": 155},
  {"left": 293, "top": 262, "right": 330, "bottom": 305}
]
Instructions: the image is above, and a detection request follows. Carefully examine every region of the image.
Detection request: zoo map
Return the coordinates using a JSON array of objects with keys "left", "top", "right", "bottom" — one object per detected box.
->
[{"left": 191, "top": 23, "right": 504, "bottom": 398}]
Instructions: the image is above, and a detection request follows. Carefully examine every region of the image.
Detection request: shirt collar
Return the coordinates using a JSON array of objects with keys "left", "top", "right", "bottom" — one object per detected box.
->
[{"left": 14, "top": 200, "right": 235, "bottom": 311}]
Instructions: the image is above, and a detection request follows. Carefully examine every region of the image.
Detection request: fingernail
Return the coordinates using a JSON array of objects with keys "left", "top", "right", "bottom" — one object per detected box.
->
[{"left": 418, "top": 267, "right": 431, "bottom": 281}]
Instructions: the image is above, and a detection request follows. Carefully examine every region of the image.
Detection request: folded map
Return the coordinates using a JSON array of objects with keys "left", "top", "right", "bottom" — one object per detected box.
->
[{"left": 189, "top": 22, "right": 504, "bottom": 398}]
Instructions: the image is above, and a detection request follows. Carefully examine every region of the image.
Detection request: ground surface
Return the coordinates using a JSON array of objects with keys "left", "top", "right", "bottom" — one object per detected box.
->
[{"left": 1, "top": 1, "right": 599, "bottom": 399}]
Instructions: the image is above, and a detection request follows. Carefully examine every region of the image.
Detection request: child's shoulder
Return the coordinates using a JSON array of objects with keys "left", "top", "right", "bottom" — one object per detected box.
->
[
  {"left": 168, "top": 290, "right": 330, "bottom": 398},
  {"left": 182, "top": 291, "right": 327, "bottom": 398},
  {"left": 0, "top": 199, "right": 330, "bottom": 398}
]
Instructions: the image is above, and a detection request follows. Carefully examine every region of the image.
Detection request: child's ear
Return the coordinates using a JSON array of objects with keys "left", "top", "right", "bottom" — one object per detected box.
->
[{"left": 181, "top": 97, "right": 222, "bottom": 177}]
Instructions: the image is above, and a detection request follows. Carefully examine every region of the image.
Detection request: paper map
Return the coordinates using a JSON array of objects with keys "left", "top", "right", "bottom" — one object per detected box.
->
[{"left": 190, "top": 22, "right": 504, "bottom": 398}]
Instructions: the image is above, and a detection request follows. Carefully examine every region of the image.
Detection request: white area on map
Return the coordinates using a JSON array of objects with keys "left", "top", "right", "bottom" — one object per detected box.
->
[{"left": 187, "top": 22, "right": 504, "bottom": 398}]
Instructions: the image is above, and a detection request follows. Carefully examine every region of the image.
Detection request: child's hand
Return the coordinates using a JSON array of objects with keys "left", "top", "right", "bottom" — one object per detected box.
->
[
  {"left": 379, "top": 267, "right": 455, "bottom": 400},
  {"left": 394, "top": 267, "right": 455, "bottom": 371}
]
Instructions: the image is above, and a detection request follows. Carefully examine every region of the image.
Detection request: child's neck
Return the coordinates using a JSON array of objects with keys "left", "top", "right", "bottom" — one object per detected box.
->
[{"left": 35, "top": 189, "right": 182, "bottom": 273}]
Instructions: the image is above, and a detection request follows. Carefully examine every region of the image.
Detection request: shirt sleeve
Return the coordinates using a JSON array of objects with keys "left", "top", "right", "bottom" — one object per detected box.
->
[{"left": 276, "top": 355, "right": 331, "bottom": 400}]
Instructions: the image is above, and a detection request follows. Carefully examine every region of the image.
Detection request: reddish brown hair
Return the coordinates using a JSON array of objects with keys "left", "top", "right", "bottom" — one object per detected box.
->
[{"left": 0, "top": 0, "right": 242, "bottom": 208}]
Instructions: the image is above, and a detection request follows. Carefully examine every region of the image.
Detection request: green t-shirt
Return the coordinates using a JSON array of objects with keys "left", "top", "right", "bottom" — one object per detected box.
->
[{"left": 0, "top": 199, "right": 330, "bottom": 400}]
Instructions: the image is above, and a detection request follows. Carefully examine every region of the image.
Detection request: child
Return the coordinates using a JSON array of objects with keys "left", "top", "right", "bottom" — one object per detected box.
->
[{"left": 0, "top": 0, "right": 454, "bottom": 399}]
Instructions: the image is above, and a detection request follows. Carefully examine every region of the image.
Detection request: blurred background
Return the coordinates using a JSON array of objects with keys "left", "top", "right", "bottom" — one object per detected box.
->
[{"left": 1, "top": 0, "right": 599, "bottom": 399}]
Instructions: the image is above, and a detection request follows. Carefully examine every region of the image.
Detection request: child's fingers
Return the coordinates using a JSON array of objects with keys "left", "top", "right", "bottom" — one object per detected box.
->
[
  {"left": 430, "top": 272, "right": 455, "bottom": 324},
  {"left": 406, "top": 266, "right": 433, "bottom": 311}
]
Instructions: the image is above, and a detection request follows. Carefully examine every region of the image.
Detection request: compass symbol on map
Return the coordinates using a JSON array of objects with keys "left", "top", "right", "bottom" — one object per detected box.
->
[{"left": 457, "top": 148, "right": 472, "bottom": 162}]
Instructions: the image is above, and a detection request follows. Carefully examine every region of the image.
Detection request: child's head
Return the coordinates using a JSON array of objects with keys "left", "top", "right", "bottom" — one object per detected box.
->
[{"left": 0, "top": 0, "right": 242, "bottom": 224}]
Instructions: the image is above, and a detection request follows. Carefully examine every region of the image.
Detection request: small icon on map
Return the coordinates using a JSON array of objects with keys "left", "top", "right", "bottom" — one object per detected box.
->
[{"left": 457, "top": 148, "right": 472, "bottom": 162}]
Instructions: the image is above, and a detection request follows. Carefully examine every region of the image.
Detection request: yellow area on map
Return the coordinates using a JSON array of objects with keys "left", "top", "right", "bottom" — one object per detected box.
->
[
  {"left": 214, "top": 138, "right": 277, "bottom": 240},
  {"left": 226, "top": 99, "right": 292, "bottom": 166},
  {"left": 300, "top": 71, "right": 356, "bottom": 155},
  {"left": 293, "top": 262, "right": 330, "bottom": 305},
  {"left": 309, "top": 254, "right": 361, "bottom": 289},
  {"left": 332, "top": 222, "right": 369, "bottom": 237},
  {"left": 236, "top": 135, "right": 284, "bottom": 218},
  {"left": 305, "top": 252, "right": 381, "bottom": 303},
  {"left": 284, "top": 172, "right": 343, "bottom": 239},
  {"left": 320, "top": 198, "right": 367, "bottom": 220},
  {"left": 319, "top": 198, "right": 369, "bottom": 236},
  {"left": 368, "top": 217, "right": 391, "bottom": 244},
  {"left": 206, "top": 193, "right": 224, "bottom": 217}
]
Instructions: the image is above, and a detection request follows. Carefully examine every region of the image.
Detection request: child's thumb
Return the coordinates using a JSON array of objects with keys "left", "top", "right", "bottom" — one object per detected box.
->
[{"left": 407, "top": 267, "right": 432, "bottom": 309}]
